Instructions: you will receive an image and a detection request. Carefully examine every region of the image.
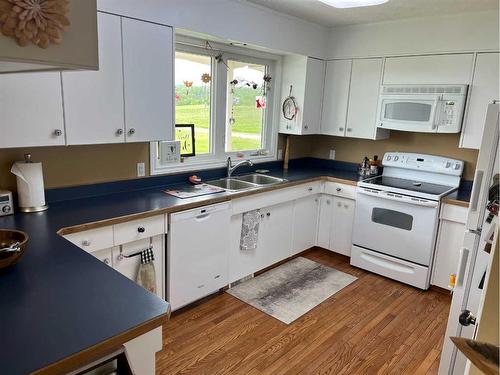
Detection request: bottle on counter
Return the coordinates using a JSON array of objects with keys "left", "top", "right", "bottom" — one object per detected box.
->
[
  {"left": 359, "top": 156, "right": 370, "bottom": 176},
  {"left": 370, "top": 155, "right": 379, "bottom": 175}
]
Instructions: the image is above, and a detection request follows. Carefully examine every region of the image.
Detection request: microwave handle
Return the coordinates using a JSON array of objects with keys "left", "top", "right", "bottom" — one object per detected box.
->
[{"left": 432, "top": 96, "right": 444, "bottom": 130}]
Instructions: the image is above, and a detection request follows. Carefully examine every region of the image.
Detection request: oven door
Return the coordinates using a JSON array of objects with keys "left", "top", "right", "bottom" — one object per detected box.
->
[
  {"left": 378, "top": 94, "right": 440, "bottom": 133},
  {"left": 352, "top": 188, "right": 439, "bottom": 266}
]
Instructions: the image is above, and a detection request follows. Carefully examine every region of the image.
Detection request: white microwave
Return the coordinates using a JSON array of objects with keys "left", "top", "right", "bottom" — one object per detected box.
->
[{"left": 377, "top": 85, "right": 468, "bottom": 133}]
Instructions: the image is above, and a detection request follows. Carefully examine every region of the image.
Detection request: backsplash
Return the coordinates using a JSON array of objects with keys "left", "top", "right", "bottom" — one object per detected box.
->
[
  {"left": 286, "top": 131, "right": 479, "bottom": 180},
  {"left": 0, "top": 132, "right": 477, "bottom": 192}
]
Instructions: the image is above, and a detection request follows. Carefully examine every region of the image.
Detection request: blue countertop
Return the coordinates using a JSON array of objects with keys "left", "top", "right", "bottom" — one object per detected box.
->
[{"left": 0, "top": 158, "right": 470, "bottom": 374}]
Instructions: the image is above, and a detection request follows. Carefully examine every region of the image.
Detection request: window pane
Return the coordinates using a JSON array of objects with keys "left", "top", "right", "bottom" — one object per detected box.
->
[
  {"left": 371, "top": 208, "right": 413, "bottom": 231},
  {"left": 175, "top": 51, "right": 212, "bottom": 154},
  {"left": 226, "top": 59, "right": 266, "bottom": 152}
]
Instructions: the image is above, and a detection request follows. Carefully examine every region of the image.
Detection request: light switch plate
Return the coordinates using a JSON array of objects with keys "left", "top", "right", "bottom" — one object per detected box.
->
[
  {"left": 137, "top": 162, "right": 145, "bottom": 177},
  {"left": 159, "top": 140, "right": 181, "bottom": 164},
  {"left": 329, "top": 149, "right": 336, "bottom": 160}
]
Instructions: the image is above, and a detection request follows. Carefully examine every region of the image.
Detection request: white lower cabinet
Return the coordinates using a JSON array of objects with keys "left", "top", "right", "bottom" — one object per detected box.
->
[
  {"left": 291, "top": 195, "right": 320, "bottom": 255},
  {"left": 431, "top": 204, "right": 468, "bottom": 290},
  {"left": 317, "top": 194, "right": 356, "bottom": 256},
  {"left": 113, "top": 235, "right": 164, "bottom": 298},
  {"left": 229, "top": 201, "right": 293, "bottom": 283},
  {"left": 92, "top": 247, "right": 114, "bottom": 267},
  {"left": 168, "top": 203, "right": 230, "bottom": 311}
]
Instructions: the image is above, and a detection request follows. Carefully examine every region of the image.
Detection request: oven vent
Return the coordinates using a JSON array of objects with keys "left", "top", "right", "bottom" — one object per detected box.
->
[{"left": 382, "top": 85, "right": 467, "bottom": 95}]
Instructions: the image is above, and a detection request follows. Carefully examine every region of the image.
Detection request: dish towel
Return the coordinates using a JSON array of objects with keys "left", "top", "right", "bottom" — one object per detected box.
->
[
  {"left": 240, "top": 209, "right": 261, "bottom": 251},
  {"left": 136, "top": 247, "right": 157, "bottom": 294}
]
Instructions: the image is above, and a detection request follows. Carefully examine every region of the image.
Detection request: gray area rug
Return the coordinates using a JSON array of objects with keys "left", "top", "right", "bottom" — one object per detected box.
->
[{"left": 227, "top": 257, "right": 357, "bottom": 324}]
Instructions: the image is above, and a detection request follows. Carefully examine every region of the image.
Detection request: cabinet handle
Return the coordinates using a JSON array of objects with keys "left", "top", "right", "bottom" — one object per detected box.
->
[
  {"left": 308, "top": 187, "right": 313, "bottom": 191},
  {"left": 81, "top": 240, "right": 91, "bottom": 247},
  {"left": 116, "top": 128, "right": 124, "bottom": 136},
  {"left": 304, "top": 124, "right": 309, "bottom": 130},
  {"left": 128, "top": 128, "right": 136, "bottom": 135},
  {"left": 344, "top": 204, "right": 349, "bottom": 208},
  {"left": 137, "top": 226, "right": 145, "bottom": 233},
  {"left": 326, "top": 199, "right": 331, "bottom": 204},
  {"left": 339, "top": 127, "right": 344, "bottom": 132},
  {"left": 54, "top": 129, "right": 62, "bottom": 137},
  {"left": 314, "top": 198, "right": 319, "bottom": 203},
  {"left": 336, "top": 187, "right": 341, "bottom": 192},
  {"left": 260, "top": 213, "right": 265, "bottom": 219},
  {"left": 347, "top": 128, "right": 352, "bottom": 132},
  {"left": 266, "top": 212, "right": 271, "bottom": 217},
  {"left": 337, "top": 202, "right": 342, "bottom": 207},
  {"left": 103, "top": 258, "right": 110, "bottom": 265},
  {"left": 197, "top": 284, "right": 205, "bottom": 289}
]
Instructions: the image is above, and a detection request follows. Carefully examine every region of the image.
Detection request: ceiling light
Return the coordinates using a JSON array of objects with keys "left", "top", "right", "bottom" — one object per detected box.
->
[{"left": 318, "top": 0, "right": 389, "bottom": 8}]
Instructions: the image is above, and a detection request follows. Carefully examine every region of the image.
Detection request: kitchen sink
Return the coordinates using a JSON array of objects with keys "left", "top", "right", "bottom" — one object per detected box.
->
[
  {"left": 234, "top": 173, "right": 286, "bottom": 185},
  {"left": 205, "top": 178, "right": 257, "bottom": 192}
]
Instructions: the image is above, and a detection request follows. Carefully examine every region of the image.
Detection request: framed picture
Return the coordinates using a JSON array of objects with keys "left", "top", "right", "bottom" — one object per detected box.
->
[{"left": 175, "top": 124, "right": 196, "bottom": 157}]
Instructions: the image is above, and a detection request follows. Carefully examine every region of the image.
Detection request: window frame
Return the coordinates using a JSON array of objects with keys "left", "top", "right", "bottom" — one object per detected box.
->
[{"left": 150, "top": 38, "right": 281, "bottom": 176}]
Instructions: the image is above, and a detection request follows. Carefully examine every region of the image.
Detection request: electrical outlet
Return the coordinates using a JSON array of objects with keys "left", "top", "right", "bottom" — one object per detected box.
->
[
  {"left": 137, "top": 162, "right": 145, "bottom": 177},
  {"left": 329, "top": 149, "right": 336, "bottom": 160},
  {"left": 277, "top": 149, "right": 283, "bottom": 160}
]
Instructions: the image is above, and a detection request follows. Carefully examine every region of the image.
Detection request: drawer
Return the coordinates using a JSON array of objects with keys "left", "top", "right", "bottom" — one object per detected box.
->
[
  {"left": 324, "top": 182, "right": 357, "bottom": 200},
  {"left": 232, "top": 182, "right": 321, "bottom": 215},
  {"left": 64, "top": 226, "right": 114, "bottom": 253},
  {"left": 440, "top": 203, "right": 467, "bottom": 224},
  {"left": 113, "top": 215, "right": 165, "bottom": 245}
]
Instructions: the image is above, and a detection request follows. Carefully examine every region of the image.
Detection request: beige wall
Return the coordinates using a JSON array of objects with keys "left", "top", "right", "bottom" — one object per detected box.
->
[
  {"left": 286, "top": 132, "right": 479, "bottom": 180},
  {"left": 0, "top": 143, "right": 150, "bottom": 191},
  {"left": 0, "top": 132, "right": 478, "bottom": 192}
]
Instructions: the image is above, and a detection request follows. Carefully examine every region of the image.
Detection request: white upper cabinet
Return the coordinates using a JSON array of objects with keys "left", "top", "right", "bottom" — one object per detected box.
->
[
  {"left": 321, "top": 59, "right": 351, "bottom": 136},
  {"left": 63, "top": 13, "right": 125, "bottom": 145},
  {"left": 460, "top": 52, "right": 500, "bottom": 149},
  {"left": 383, "top": 54, "right": 474, "bottom": 84},
  {"left": 122, "top": 18, "right": 174, "bottom": 142},
  {"left": 0, "top": 0, "right": 98, "bottom": 73},
  {"left": 280, "top": 56, "right": 325, "bottom": 135},
  {"left": 0, "top": 72, "right": 65, "bottom": 148},
  {"left": 346, "top": 58, "right": 388, "bottom": 140}
]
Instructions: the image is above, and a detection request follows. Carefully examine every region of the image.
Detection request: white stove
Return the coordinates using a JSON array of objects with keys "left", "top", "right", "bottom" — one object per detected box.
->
[{"left": 351, "top": 152, "right": 464, "bottom": 289}]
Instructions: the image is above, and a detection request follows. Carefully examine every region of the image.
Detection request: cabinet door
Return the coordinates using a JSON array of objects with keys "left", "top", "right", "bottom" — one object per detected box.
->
[
  {"left": 113, "top": 236, "right": 164, "bottom": 298},
  {"left": 63, "top": 13, "right": 125, "bottom": 145},
  {"left": 291, "top": 195, "right": 320, "bottom": 254},
  {"left": 346, "top": 58, "right": 388, "bottom": 140},
  {"left": 0, "top": 72, "right": 64, "bottom": 148},
  {"left": 317, "top": 194, "right": 334, "bottom": 249},
  {"left": 122, "top": 18, "right": 173, "bottom": 142},
  {"left": 330, "top": 197, "right": 355, "bottom": 256},
  {"left": 229, "top": 212, "right": 260, "bottom": 283},
  {"left": 92, "top": 247, "right": 113, "bottom": 268},
  {"left": 383, "top": 54, "right": 474, "bottom": 84},
  {"left": 302, "top": 58, "right": 325, "bottom": 134},
  {"left": 259, "top": 201, "right": 294, "bottom": 269},
  {"left": 321, "top": 59, "right": 351, "bottom": 136},
  {"left": 432, "top": 219, "right": 466, "bottom": 290},
  {"left": 461, "top": 53, "right": 499, "bottom": 149}
]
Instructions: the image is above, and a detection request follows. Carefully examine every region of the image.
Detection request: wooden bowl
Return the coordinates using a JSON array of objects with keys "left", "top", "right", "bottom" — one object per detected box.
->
[{"left": 0, "top": 229, "right": 29, "bottom": 269}]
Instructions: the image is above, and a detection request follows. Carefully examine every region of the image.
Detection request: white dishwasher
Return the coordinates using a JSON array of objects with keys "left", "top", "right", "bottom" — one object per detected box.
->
[{"left": 167, "top": 202, "right": 231, "bottom": 311}]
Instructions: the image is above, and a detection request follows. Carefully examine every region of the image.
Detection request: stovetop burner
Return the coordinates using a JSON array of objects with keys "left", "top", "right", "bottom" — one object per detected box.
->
[{"left": 361, "top": 175, "right": 455, "bottom": 197}]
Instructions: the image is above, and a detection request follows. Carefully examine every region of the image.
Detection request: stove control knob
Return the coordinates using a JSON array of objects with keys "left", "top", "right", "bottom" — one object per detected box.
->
[
  {"left": 394, "top": 156, "right": 399, "bottom": 161},
  {"left": 445, "top": 161, "right": 451, "bottom": 168},
  {"left": 454, "top": 163, "right": 461, "bottom": 170},
  {"left": 386, "top": 155, "right": 392, "bottom": 161},
  {"left": 2, "top": 205, "right": 11, "bottom": 213}
]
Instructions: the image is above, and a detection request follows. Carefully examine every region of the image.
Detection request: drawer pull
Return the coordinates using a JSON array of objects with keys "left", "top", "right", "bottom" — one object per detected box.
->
[
  {"left": 81, "top": 240, "right": 91, "bottom": 247},
  {"left": 266, "top": 212, "right": 271, "bottom": 217},
  {"left": 308, "top": 187, "right": 313, "bottom": 191},
  {"left": 197, "top": 284, "right": 205, "bottom": 289},
  {"left": 336, "top": 187, "right": 341, "bottom": 192},
  {"left": 103, "top": 258, "right": 110, "bottom": 265},
  {"left": 137, "top": 227, "right": 145, "bottom": 233}
]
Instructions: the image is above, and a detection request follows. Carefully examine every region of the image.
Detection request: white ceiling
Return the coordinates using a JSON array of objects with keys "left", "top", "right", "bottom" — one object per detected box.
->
[{"left": 245, "top": 0, "right": 499, "bottom": 27}]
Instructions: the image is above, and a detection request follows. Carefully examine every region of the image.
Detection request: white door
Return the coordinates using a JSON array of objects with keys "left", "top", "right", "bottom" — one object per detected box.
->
[
  {"left": 259, "top": 201, "right": 294, "bottom": 269},
  {"left": 113, "top": 236, "right": 164, "bottom": 298},
  {"left": 460, "top": 52, "right": 499, "bottom": 149},
  {"left": 321, "top": 59, "right": 351, "bottom": 136},
  {"left": 0, "top": 72, "right": 65, "bottom": 148},
  {"left": 302, "top": 58, "right": 325, "bottom": 134},
  {"left": 317, "top": 195, "right": 334, "bottom": 249},
  {"left": 122, "top": 18, "right": 173, "bottom": 143},
  {"left": 346, "top": 58, "right": 386, "bottom": 139},
  {"left": 291, "top": 195, "right": 320, "bottom": 255},
  {"left": 330, "top": 197, "right": 355, "bottom": 257},
  {"left": 63, "top": 12, "right": 125, "bottom": 145},
  {"left": 229, "top": 212, "right": 260, "bottom": 283}
]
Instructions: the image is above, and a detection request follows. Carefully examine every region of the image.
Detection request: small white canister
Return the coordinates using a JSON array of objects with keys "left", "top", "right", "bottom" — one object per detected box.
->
[{"left": 10, "top": 154, "right": 48, "bottom": 213}]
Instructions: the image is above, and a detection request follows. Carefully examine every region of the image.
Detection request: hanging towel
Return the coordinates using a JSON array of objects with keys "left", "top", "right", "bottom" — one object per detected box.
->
[
  {"left": 136, "top": 247, "right": 157, "bottom": 295},
  {"left": 240, "top": 210, "right": 261, "bottom": 251}
]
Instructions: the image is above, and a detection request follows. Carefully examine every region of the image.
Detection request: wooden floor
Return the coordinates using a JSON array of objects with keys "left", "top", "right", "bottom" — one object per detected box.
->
[{"left": 156, "top": 248, "right": 451, "bottom": 374}]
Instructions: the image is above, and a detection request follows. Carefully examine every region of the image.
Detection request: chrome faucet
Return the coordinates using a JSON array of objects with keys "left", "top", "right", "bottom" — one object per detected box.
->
[{"left": 227, "top": 157, "right": 253, "bottom": 177}]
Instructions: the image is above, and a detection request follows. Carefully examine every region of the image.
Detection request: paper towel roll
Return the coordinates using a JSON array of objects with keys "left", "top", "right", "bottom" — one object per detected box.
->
[{"left": 11, "top": 161, "right": 47, "bottom": 211}]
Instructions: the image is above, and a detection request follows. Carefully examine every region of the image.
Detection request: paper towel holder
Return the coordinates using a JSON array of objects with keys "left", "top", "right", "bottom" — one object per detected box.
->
[{"left": 12, "top": 154, "right": 49, "bottom": 213}]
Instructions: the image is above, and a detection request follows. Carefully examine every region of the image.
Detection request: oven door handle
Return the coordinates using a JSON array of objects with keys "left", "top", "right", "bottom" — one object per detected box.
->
[{"left": 357, "top": 188, "right": 439, "bottom": 208}]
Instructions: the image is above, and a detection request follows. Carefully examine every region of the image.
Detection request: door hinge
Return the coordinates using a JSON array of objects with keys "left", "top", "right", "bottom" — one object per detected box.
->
[{"left": 468, "top": 228, "right": 482, "bottom": 235}]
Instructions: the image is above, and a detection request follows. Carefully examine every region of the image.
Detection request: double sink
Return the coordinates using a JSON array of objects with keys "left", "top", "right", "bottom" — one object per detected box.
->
[{"left": 206, "top": 173, "right": 286, "bottom": 192}]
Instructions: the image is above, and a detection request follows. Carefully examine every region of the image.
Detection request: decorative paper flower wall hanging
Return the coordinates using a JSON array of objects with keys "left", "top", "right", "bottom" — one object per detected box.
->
[
  {"left": 201, "top": 73, "right": 211, "bottom": 84},
  {"left": 0, "top": 0, "right": 70, "bottom": 49}
]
